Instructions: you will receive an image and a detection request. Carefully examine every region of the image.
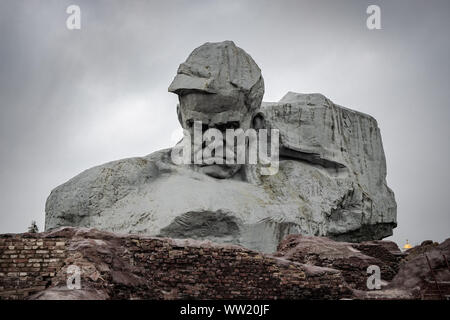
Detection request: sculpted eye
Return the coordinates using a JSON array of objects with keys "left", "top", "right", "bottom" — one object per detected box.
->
[
  {"left": 228, "top": 121, "right": 240, "bottom": 129},
  {"left": 186, "top": 119, "right": 194, "bottom": 128},
  {"left": 216, "top": 122, "right": 240, "bottom": 132}
]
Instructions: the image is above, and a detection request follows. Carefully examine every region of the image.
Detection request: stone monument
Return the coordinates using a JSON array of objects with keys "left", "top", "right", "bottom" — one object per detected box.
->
[{"left": 45, "top": 41, "right": 396, "bottom": 253}]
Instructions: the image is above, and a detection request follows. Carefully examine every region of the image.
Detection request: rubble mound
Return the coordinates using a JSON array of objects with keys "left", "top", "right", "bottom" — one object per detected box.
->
[
  {"left": 275, "top": 235, "right": 400, "bottom": 290},
  {"left": 387, "top": 238, "right": 450, "bottom": 299}
]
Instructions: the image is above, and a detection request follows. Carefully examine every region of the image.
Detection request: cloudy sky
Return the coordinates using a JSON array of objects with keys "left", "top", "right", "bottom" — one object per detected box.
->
[{"left": 0, "top": 0, "right": 449, "bottom": 246}]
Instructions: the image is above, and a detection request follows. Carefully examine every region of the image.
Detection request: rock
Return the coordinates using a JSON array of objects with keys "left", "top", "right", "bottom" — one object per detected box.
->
[
  {"left": 403, "top": 239, "right": 440, "bottom": 262},
  {"left": 353, "top": 240, "right": 403, "bottom": 274},
  {"left": 360, "top": 240, "right": 403, "bottom": 255},
  {"left": 274, "top": 234, "right": 398, "bottom": 289},
  {"left": 389, "top": 239, "right": 450, "bottom": 291},
  {"left": 352, "top": 288, "right": 416, "bottom": 300},
  {"left": 354, "top": 238, "right": 450, "bottom": 300},
  {"left": 45, "top": 41, "right": 396, "bottom": 253},
  {"left": 29, "top": 287, "right": 108, "bottom": 300},
  {"left": 421, "top": 240, "right": 435, "bottom": 246}
]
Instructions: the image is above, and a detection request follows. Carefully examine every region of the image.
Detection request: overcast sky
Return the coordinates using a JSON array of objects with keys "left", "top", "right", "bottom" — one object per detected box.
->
[{"left": 0, "top": 0, "right": 449, "bottom": 247}]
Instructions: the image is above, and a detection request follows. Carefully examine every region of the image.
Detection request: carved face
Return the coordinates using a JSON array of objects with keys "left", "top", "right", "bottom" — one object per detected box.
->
[{"left": 178, "top": 92, "right": 254, "bottom": 179}]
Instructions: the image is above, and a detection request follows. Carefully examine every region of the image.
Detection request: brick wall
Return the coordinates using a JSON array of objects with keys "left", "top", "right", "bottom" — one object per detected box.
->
[{"left": 0, "top": 235, "right": 67, "bottom": 299}]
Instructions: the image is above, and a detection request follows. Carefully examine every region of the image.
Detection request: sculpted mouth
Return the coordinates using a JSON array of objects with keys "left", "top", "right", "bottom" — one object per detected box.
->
[
  {"left": 199, "top": 157, "right": 235, "bottom": 167},
  {"left": 198, "top": 162, "right": 242, "bottom": 179},
  {"left": 194, "top": 147, "right": 237, "bottom": 167}
]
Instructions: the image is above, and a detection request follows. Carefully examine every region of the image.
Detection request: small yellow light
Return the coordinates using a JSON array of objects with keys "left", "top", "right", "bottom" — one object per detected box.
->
[{"left": 403, "top": 239, "right": 412, "bottom": 250}]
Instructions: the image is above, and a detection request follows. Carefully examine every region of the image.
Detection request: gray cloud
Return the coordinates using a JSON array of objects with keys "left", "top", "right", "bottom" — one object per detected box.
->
[{"left": 0, "top": 0, "right": 449, "bottom": 247}]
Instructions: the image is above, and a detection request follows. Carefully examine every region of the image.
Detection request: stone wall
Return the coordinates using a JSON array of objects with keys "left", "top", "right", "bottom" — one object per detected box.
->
[
  {"left": 0, "top": 228, "right": 351, "bottom": 300},
  {"left": 4, "top": 228, "right": 444, "bottom": 300}
]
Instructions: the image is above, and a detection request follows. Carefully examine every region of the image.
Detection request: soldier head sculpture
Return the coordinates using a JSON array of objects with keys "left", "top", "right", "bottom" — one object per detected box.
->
[{"left": 168, "top": 41, "right": 266, "bottom": 179}]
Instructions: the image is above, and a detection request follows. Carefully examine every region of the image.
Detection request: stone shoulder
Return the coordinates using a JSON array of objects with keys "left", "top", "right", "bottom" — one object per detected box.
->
[{"left": 44, "top": 149, "right": 172, "bottom": 230}]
